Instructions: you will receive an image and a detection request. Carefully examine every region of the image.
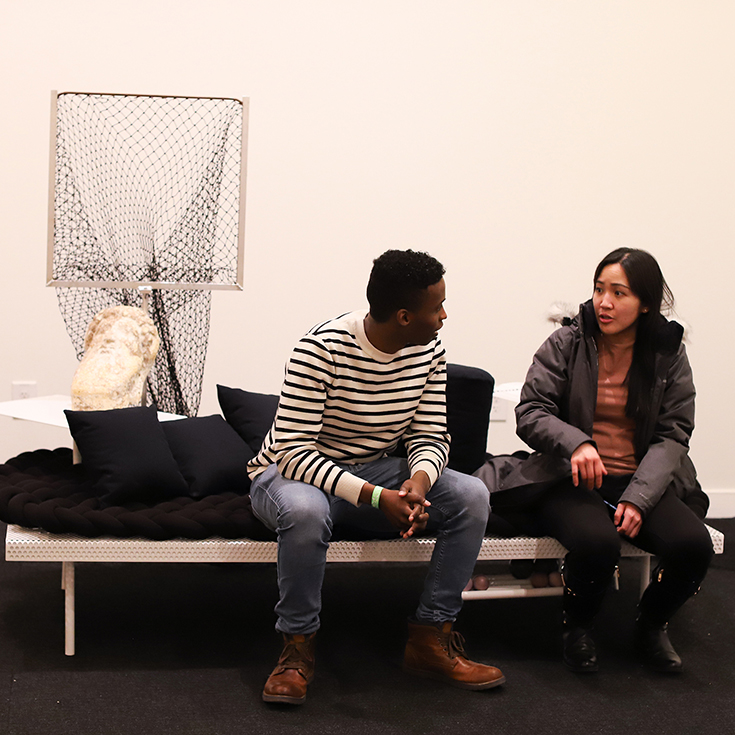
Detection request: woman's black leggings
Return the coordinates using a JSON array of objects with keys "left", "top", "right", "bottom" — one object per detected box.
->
[{"left": 496, "top": 476, "right": 714, "bottom": 604}]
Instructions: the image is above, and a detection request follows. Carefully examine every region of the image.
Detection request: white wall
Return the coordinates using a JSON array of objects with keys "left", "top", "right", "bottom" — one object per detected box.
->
[{"left": 1, "top": 2, "right": 733, "bottom": 513}]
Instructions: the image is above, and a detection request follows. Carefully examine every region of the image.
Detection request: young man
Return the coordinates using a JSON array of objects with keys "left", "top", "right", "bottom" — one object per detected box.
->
[{"left": 248, "top": 249, "right": 503, "bottom": 705}]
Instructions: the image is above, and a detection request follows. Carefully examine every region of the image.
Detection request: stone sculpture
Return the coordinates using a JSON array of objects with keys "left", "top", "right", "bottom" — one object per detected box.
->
[{"left": 71, "top": 306, "right": 160, "bottom": 411}]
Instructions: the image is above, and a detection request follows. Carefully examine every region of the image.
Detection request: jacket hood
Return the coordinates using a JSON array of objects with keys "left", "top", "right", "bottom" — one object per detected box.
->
[{"left": 577, "top": 299, "right": 683, "bottom": 354}]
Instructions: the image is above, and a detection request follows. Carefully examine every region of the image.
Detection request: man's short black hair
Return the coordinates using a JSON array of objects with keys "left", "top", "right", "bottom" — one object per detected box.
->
[{"left": 366, "top": 249, "right": 445, "bottom": 322}]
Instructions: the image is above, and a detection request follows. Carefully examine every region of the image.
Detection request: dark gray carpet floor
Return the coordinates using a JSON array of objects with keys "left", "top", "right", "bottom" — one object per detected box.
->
[{"left": 0, "top": 518, "right": 732, "bottom": 735}]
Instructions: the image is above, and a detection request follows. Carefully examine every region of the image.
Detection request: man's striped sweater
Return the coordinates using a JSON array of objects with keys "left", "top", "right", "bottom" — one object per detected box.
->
[{"left": 247, "top": 310, "right": 450, "bottom": 505}]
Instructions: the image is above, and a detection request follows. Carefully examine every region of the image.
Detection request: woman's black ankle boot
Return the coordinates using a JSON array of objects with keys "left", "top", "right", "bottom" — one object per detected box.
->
[
  {"left": 562, "top": 623, "right": 598, "bottom": 673},
  {"left": 561, "top": 583, "right": 607, "bottom": 673},
  {"left": 634, "top": 618, "right": 682, "bottom": 673},
  {"left": 635, "top": 565, "right": 701, "bottom": 673}
]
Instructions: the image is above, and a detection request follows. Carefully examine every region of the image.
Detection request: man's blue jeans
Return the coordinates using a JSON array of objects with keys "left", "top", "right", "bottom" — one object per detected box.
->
[{"left": 249, "top": 457, "right": 490, "bottom": 635}]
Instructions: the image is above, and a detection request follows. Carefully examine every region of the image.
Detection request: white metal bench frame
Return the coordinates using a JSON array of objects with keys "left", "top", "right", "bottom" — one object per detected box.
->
[{"left": 5, "top": 523, "right": 724, "bottom": 656}]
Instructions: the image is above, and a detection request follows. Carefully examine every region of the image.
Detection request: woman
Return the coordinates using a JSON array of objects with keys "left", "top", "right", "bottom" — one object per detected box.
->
[{"left": 479, "top": 248, "right": 713, "bottom": 673}]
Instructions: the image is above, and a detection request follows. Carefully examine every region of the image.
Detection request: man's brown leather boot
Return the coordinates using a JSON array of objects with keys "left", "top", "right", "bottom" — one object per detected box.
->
[
  {"left": 403, "top": 620, "right": 505, "bottom": 690},
  {"left": 262, "top": 632, "right": 316, "bottom": 705}
]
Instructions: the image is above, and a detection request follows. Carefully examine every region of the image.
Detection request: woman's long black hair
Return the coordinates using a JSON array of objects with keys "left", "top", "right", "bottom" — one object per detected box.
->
[{"left": 593, "top": 248, "right": 674, "bottom": 433}]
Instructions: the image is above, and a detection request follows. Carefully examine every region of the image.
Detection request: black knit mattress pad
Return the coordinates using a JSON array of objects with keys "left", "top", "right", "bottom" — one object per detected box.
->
[
  {"left": 0, "top": 448, "right": 277, "bottom": 541},
  {"left": 0, "top": 448, "right": 517, "bottom": 543}
]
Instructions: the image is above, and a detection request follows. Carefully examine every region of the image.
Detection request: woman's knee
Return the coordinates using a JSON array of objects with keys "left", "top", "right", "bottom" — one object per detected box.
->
[
  {"left": 563, "top": 527, "right": 621, "bottom": 583},
  {"left": 559, "top": 517, "right": 621, "bottom": 558},
  {"left": 660, "top": 526, "right": 714, "bottom": 578}
]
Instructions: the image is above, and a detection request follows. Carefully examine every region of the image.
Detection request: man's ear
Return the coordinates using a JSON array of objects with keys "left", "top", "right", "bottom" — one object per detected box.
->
[{"left": 396, "top": 308, "right": 411, "bottom": 327}]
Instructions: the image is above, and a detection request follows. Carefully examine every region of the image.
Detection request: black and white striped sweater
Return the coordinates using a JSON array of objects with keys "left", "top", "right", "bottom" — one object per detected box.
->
[{"left": 247, "top": 310, "right": 450, "bottom": 505}]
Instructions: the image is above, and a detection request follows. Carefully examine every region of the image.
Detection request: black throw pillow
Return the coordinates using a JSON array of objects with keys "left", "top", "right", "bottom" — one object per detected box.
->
[
  {"left": 445, "top": 363, "right": 495, "bottom": 476},
  {"left": 216, "top": 385, "right": 279, "bottom": 453},
  {"left": 64, "top": 405, "right": 189, "bottom": 506},
  {"left": 162, "top": 415, "right": 255, "bottom": 497}
]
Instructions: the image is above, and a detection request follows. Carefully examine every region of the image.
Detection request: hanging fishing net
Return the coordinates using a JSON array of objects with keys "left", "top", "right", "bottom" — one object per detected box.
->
[{"left": 49, "top": 92, "right": 247, "bottom": 415}]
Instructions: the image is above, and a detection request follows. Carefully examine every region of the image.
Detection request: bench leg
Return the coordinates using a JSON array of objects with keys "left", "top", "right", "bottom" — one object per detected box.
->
[{"left": 62, "top": 562, "right": 75, "bottom": 656}]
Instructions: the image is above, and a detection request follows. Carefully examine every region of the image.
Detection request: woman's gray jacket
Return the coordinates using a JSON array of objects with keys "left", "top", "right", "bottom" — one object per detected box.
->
[{"left": 476, "top": 301, "right": 706, "bottom": 518}]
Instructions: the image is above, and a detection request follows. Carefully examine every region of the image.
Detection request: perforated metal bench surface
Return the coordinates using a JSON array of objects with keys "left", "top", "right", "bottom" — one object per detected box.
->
[{"left": 5, "top": 523, "right": 724, "bottom": 656}]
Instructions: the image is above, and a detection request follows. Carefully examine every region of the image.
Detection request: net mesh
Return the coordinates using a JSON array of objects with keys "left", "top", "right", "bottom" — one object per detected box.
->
[
  {"left": 57, "top": 286, "right": 211, "bottom": 417},
  {"left": 51, "top": 93, "right": 244, "bottom": 416}
]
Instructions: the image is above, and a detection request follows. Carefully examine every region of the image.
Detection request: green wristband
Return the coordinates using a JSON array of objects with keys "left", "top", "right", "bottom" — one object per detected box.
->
[{"left": 371, "top": 486, "right": 384, "bottom": 509}]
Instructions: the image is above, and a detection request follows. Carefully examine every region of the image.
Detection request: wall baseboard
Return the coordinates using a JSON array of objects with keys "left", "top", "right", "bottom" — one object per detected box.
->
[{"left": 705, "top": 489, "right": 735, "bottom": 519}]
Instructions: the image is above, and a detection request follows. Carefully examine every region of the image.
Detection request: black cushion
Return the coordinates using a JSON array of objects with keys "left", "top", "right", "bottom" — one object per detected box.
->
[
  {"left": 217, "top": 385, "right": 279, "bottom": 453},
  {"left": 161, "top": 415, "right": 255, "bottom": 498},
  {"left": 64, "top": 406, "right": 189, "bottom": 506},
  {"left": 215, "top": 368, "right": 494, "bottom": 476},
  {"left": 0, "top": 448, "right": 277, "bottom": 541},
  {"left": 445, "top": 363, "right": 495, "bottom": 475}
]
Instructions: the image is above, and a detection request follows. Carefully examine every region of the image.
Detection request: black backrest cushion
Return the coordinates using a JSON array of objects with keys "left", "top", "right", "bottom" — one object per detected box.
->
[
  {"left": 216, "top": 365, "right": 494, "bottom": 476},
  {"left": 162, "top": 415, "right": 255, "bottom": 497},
  {"left": 64, "top": 406, "right": 189, "bottom": 506},
  {"left": 446, "top": 363, "right": 494, "bottom": 475},
  {"left": 217, "top": 385, "right": 279, "bottom": 453}
]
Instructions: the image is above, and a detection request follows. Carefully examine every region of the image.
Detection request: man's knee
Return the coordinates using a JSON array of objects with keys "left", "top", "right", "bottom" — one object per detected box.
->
[
  {"left": 434, "top": 470, "right": 490, "bottom": 525},
  {"left": 273, "top": 484, "right": 333, "bottom": 542},
  {"left": 463, "top": 474, "right": 491, "bottom": 521},
  {"left": 282, "top": 489, "right": 330, "bottom": 522}
]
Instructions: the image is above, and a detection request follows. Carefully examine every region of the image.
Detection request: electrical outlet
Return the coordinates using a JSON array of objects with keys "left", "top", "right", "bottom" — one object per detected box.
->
[{"left": 11, "top": 381, "right": 37, "bottom": 401}]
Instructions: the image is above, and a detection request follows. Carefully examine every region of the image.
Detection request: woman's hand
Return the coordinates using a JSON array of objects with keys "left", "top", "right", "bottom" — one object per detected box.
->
[
  {"left": 614, "top": 501, "right": 642, "bottom": 538},
  {"left": 571, "top": 442, "right": 607, "bottom": 489}
]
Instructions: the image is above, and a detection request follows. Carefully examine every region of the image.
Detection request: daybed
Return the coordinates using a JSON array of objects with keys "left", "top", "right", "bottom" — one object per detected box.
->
[{"left": 0, "top": 364, "right": 723, "bottom": 655}]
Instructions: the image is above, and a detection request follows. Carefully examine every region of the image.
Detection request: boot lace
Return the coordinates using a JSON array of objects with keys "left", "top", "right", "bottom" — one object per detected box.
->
[
  {"left": 276, "top": 638, "right": 313, "bottom": 673},
  {"left": 446, "top": 629, "right": 467, "bottom": 658}
]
